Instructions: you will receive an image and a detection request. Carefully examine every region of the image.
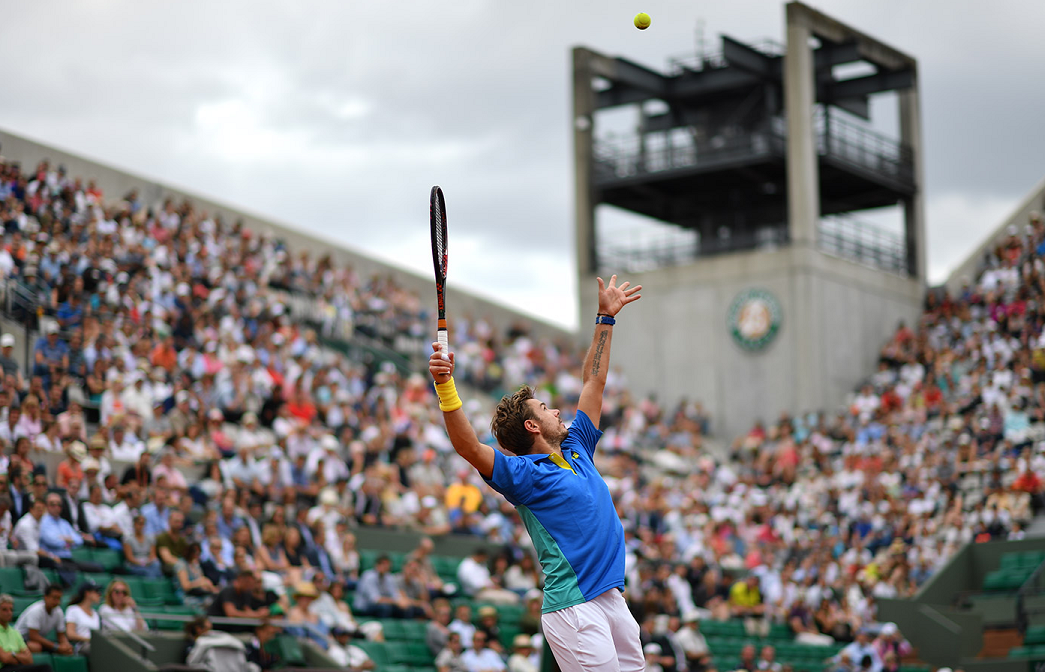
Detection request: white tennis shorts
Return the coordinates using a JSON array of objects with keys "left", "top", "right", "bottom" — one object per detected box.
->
[{"left": 542, "top": 589, "right": 644, "bottom": 672}]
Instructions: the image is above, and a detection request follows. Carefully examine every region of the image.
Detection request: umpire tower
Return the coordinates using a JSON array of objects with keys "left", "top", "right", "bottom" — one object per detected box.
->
[{"left": 573, "top": 3, "right": 926, "bottom": 438}]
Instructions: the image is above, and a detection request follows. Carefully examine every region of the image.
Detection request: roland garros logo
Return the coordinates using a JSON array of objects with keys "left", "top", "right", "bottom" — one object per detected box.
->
[{"left": 727, "top": 289, "right": 782, "bottom": 351}]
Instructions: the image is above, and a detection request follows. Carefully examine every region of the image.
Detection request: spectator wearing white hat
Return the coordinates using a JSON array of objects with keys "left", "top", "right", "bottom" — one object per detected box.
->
[
  {"left": 55, "top": 441, "right": 87, "bottom": 490},
  {"left": 873, "top": 623, "right": 911, "bottom": 668},
  {"left": 235, "top": 411, "right": 266, "bottom": 452},
  {"left": 0, "top": 333, "right": 24, "bottom": 388},
  {"left": 507, "top": 635, "right": 538, "bottom": 672},
  {"left": 307, "top": 435, "right": 349, "bottom": 484},
  {"left": 642, "top": 643, "right": 664, "bottom": 672}
]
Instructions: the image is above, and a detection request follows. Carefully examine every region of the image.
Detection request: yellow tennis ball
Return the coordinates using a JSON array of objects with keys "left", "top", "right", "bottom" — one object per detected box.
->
[{"left": 634, "top": 12, "right": 651, "bottom": 30}]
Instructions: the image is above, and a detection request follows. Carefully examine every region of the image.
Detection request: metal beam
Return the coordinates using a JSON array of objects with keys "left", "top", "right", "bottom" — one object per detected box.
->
[
  {"left": 673, "top": 69, "right": 761, "bottom": 99},
  {"left": 832, "top": 97, "right": 870, "bottom": 120},
  {"left": 722, "top": 36, "right": 781, "bottom": 79},
  {"left": 813, "top": 42, "right": 862, "bottom": 70},
  {"left": 596, "top": 87, "right": 655, "bottom": 109},
  {"left": 827, "top": 69, "right": 915, "bottom": 99},
  {"left": 610, "top": 57, "right": 668, "bottom": 95}
]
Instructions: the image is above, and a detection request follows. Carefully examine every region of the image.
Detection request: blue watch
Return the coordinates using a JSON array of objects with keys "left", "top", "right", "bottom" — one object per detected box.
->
[{"left": 595, "top": 314, "right": 616, "bottom": 326}]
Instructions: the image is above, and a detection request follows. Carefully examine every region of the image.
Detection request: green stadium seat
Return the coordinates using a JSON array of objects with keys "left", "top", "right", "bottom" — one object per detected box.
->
[
  {"left": 0, "top": 567, "right": 32, "bottom": 596},
  {"left": 51, "top": 655, "right": 89, "bottom": 672},
  {"left": 495, "top": 604, "right": 525, "bottom": 625},
  {"left": 90, "top": 548, "right": 123, "bottom": 571},
  {"left": 381, "top": 619, "right": 407, "bottom": 640},
  {"left": 359, "top": 550, "right": 380, "bottom": 571},
  {"left": 898, "top": 665, "right": 932, "bottom": 672},
  {"left": 13, "top": 596, "right": 38, "bottom": 618},
  {"left": 32, "top": 653, "right": 53, "bottom": 668},
  {"left": 41, "top": 568, "right": 61, "bottom": 587},
  {"left": 389, "top": 552, "right": 408, "bottom": 572},
  {"left": 713, "top": 656, "right": 739, "bottom": 671},
  {"left": 149, "top": 604, "right": 193, "bottom": 630},
  {"left": 767, "top": 623, "right": 792, "bottom": 640},
  {"left": 500, "top": 625, "right": 522, "bottom": 649},
  {"left": 354, "top": 640, "right": 391, "bottom": 665},
  {"left": 432, "top": 555, "right": 461, "bottom": 577},
  {"left": 70, "top": 547, "right": 94, "bottom": 564},
  {"left": 389, "top": 641, "right": 434, "bottom": 666},
  {"left": 984, "top": 569, "right": 1026, "bottom": 591},
  {"left": 1001, "top": 553, "right": 1023, "bottom": 570},
  {"left": 1025, "top": 625, "right": 1045, "bottom": 645},
  {"left": 266, "top": 635, "right": 307, "bottom": 667},
  {"left": 121, "top": 576, "right": 146, "bottom": 601},
  {"left": 138, "top": 578, "right": 175, "bottom": 607},
  {"left": 401, "top": 619, "right": 427, "bottom": 640}
]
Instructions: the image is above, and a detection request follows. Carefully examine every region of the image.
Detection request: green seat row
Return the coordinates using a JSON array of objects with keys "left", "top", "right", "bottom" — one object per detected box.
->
[
  {"left": 69, "top": 547, "right": 123, "bottom": 571},
  {"left": 984, "top": 568, "right": 1035, "bottom": 592},
  {"left": 30, "top": 653, "right": 89, "bottom": 672},
  {"left": 1026, "top": 624, "right": 1045, "bottom": 645},
  {"left": 1010, "top": 645, "right": 1045, "bottom": 658},
  {"left": 1001, "top": 552, "right": 1045, "bottom": 570}
]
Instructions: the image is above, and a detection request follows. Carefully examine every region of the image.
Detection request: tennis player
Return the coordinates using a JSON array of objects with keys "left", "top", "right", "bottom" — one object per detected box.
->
[{"left": 429, "top": 275, "right": 642, "bottom": 672}]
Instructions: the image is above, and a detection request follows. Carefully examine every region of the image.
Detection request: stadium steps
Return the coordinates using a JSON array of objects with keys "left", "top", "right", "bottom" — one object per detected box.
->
[{"left": 980, "top": 627, "right": 1024, "bottom": 658}]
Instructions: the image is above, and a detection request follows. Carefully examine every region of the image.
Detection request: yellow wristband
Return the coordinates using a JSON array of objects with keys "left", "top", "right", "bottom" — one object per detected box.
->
[{"left": 434, "top": 377, "right": 463, "bottom": 412}]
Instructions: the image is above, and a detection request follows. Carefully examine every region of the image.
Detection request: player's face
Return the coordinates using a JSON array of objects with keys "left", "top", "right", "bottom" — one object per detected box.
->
[{"left": 526, "top": 399, "right": 568, "bottom": 446}]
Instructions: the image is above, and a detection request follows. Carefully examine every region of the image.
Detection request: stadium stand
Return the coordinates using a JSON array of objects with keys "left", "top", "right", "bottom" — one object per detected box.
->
[{"left": 1, "top": 155, "right": 1044, "bottom": 672}]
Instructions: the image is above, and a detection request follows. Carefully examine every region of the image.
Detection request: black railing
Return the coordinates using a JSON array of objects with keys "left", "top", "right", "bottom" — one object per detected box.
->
[
  {"left": 595, "top": 215, "right": 906, "bottom": 276},
  {"left": 816, "top": 108, "right": 915, "bottom": 185},
  {"left": 595, "top": 226, "right": 788, "bottom": 273},
  {"left": 592, "top": 110, "right": 914, "bottom": 190},
  {"left": 667, "top": 39, "right": 785, "bottom": 74},
  {"left": 818, "top": 214, "right": 908, "bottom": 275},
  {"left": 593, "top": 123, "right": 785, "bottom": 185}
]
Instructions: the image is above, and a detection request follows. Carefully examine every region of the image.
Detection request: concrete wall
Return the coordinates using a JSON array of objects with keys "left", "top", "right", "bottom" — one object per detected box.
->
[
  {"left": 945, "top": 175, "right": 1045, "bottom": 294},
  {"left": 580, "top": 246, "right": 923, "bottom": 438},
  {"left": 0, "top": 129, "right": 572, "bottom": 345}
]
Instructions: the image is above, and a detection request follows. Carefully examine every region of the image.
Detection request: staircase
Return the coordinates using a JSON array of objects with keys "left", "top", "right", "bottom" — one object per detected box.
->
[{"left": 979, "top": 628, "right": 1023, "bottom": 658}]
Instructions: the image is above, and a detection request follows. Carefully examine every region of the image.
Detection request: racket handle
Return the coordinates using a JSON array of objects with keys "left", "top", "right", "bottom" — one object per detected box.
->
[{"left": 437, "top": 329, "right": 449, "bottom": 361}]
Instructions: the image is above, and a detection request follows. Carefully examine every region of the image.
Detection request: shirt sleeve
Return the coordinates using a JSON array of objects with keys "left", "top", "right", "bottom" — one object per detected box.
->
[
  {"left": 357, "top": 572, "right": 380, "bottom": 606},
  {"left": 562, "top": 410, "right": 604, "bottom": 460},
  {"left": 483, "top": 451, "right": 535, "bottom": 506},
  {"left": 39, "top": 518, "right": 64, "bottom": 554},
  {"left": 25, "top": 605, "right": 45, "bottom": 631}
]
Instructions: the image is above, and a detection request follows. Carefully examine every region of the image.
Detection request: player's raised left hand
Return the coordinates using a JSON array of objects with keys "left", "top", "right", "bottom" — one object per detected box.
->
[{"left": 597, "top": 275, "right": 642, "bottom": 317}]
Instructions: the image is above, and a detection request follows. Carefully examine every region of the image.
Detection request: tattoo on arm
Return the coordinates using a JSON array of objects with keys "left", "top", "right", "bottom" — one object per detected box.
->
[{"left": 591, "top": 330, "right": 608, "bottom": 377}]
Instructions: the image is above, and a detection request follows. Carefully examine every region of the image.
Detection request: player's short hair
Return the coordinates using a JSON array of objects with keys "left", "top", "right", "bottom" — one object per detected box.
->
[{"left": 491, "top": 386, "right": 538, "bottom": 455}]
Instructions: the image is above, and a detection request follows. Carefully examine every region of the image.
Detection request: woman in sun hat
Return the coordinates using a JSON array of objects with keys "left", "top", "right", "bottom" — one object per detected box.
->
[{"left": 56, "top": 441, "right": 88, "bottom": 489}]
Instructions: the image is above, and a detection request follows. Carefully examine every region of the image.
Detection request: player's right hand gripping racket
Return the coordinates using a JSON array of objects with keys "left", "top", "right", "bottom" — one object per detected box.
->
[{"left": 430, "top": 186, "right": 449, "bottom": 360}]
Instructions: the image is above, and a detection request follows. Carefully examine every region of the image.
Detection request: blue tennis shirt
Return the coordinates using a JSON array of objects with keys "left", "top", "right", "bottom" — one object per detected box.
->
[{"left": 484, "top": 410, "right": 625, "bottom": 613}]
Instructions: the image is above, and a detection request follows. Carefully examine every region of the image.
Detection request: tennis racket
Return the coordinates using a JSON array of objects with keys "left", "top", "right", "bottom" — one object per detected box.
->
[{"left": 430, "top": 186, "right": 449, "bottom": 360}]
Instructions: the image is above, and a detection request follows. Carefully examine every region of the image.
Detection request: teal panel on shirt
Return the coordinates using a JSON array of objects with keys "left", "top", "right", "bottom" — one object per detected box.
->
[{"left": 517, "top": 505, "right": 585, "bottom": 613}]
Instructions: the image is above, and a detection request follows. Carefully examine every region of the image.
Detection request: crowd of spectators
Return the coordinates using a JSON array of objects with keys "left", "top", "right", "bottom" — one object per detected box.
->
[{"left": 0, "top": 155, "right": 1041, "bottom": 672}]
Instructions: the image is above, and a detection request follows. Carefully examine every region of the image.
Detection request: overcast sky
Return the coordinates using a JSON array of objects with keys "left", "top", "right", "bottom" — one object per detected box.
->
[{"left": 2, "top": 0, "right": 1043, "bottom": 330}]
